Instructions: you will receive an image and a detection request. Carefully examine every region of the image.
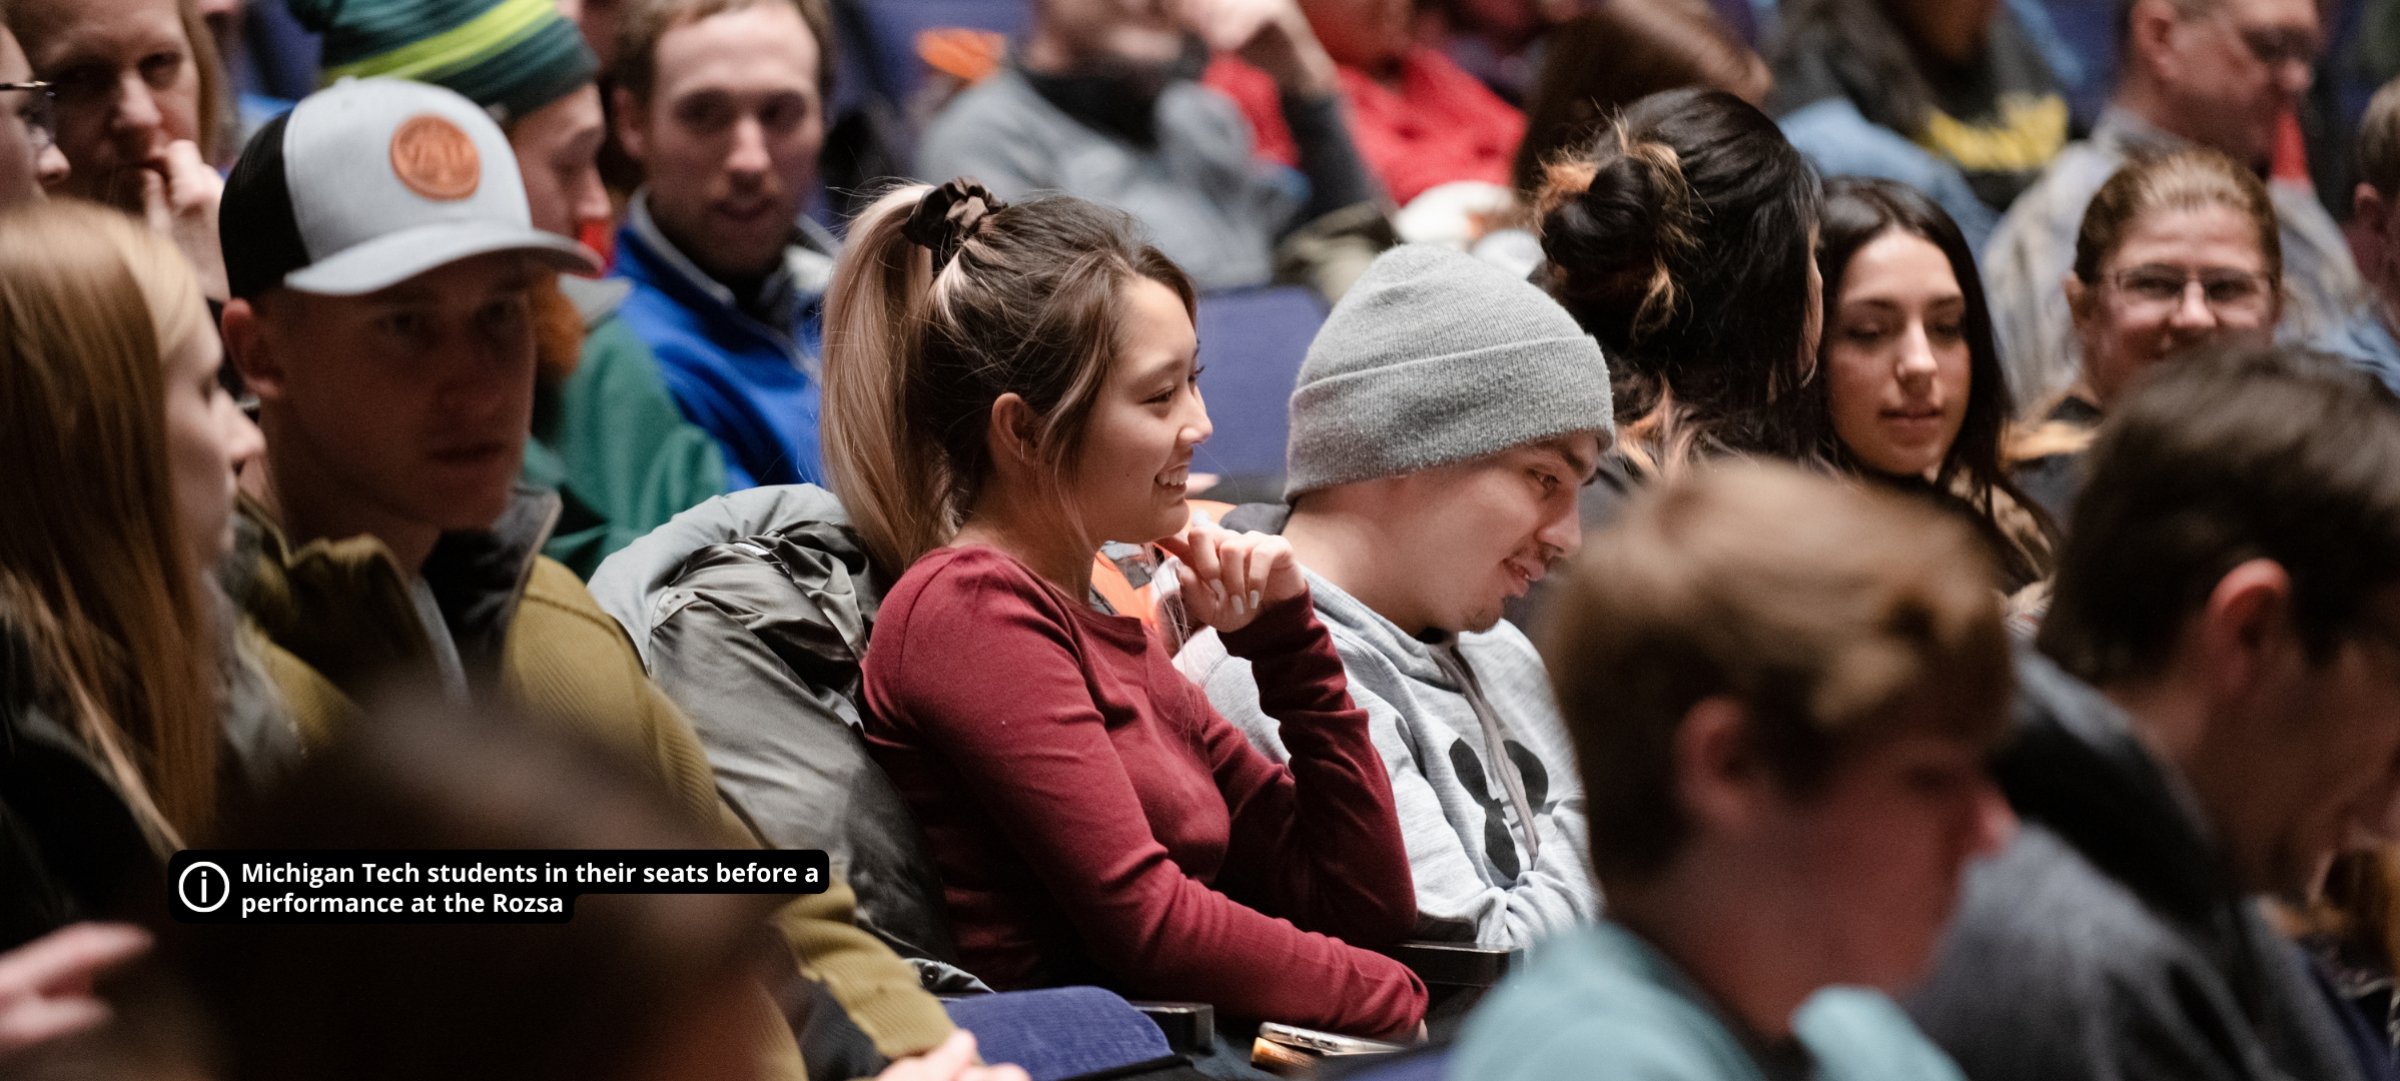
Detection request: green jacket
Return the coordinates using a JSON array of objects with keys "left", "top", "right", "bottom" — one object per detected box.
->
[
  {"left": 526, "top": 278, "right": 729, "bottom": 578},
  {"left": 235, "top": 490, "right": 955, "bottom": 1074}
]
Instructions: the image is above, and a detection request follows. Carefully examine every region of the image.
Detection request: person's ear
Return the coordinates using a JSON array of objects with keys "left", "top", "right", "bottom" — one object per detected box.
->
[
  {"left": 1674, "top": 696, "right": 1772, "bottom": 839},
  {"left": 2064, "top": 272, "right": 2095, "bottom": 327},
  {"left": 2193, "top": 558, "right": 2300, "bottom": 710},
  {"left": 2357, "top": 184, "right": 2392, "bottom": 273},
  {"left": 986, "top": 393, "right": 1044, "bottom": 469},
  {"left": 611, "top": 85, "right": 650, "bottom": 163},
  {"left": 2128, "top": 0, "right": 2184, "bottom": 82},
  {"left": 220, "top": 298, "right": 287, "bottom": 405}
]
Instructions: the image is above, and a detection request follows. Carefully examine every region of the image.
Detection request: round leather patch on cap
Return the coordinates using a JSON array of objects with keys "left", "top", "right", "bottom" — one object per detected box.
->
[{"left": 389, "top": 114, "right": 481, "bottom": 201}]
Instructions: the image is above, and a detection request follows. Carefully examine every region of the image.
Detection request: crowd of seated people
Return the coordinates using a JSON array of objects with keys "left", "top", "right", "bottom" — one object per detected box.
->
[{"left": 12, "top": 1, "right": 2400, "bottom": 1080}]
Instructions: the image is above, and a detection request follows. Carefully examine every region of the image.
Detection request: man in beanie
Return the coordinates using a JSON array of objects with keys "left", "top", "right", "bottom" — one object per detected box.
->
[
  {"left": 1175, "top": 244, "right": 1611, "bottom": 950},
  {"left": 294, "top": 0, "right": 729, "bottom": 576},
  {"left": 215, "top": 77, "right": 968, "bottom": 1079}
]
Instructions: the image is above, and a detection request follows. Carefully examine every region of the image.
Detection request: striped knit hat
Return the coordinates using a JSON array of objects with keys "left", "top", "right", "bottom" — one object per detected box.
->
[{"left": 296, "top": 0, "right": 599, "bottom": 126}]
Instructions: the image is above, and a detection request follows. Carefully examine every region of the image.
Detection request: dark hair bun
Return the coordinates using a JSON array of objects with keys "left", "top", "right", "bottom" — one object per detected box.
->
[
  {"left": 1538, "top": 143, "right": 1692, "bottom": 341},
  {"left": 1547, "top": 153, "right": 1665, "bottom": 274}
]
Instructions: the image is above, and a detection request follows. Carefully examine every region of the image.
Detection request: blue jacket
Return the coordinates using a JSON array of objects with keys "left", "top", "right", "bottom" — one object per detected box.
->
[{"left": 611, "top": 193, "right": 835, "bottom": 489}]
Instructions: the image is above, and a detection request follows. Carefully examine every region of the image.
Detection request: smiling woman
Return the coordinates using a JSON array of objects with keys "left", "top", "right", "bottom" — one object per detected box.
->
[
  {"left": 2008, "top": 148, "right": 2286, "bottom": 522},
  {"left": 819, "top": 179, "right": 1428, "bottom": 1038}
]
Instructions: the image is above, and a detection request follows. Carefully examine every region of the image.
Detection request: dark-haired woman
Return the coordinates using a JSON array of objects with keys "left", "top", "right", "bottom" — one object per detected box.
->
[
  {"left": 1534, "top": 87, "right": 1827, "bottom": 479},
  {"left": 1816, "top": 176, "right": 2057, "bottom": 594},
  {"left": 826, "top": 181, "right": 1427, "bottom": 1039}
]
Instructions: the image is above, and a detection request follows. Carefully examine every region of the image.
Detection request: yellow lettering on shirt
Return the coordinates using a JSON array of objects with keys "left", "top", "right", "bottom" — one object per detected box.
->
[{"left": 1920, "top": 94, "right": 2070, "bottom": 173}]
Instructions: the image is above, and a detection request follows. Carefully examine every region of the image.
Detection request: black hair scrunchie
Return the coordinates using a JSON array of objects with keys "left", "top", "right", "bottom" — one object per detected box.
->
[{"left": 902, "top": 178, "right": 1006, "bottom": 272}]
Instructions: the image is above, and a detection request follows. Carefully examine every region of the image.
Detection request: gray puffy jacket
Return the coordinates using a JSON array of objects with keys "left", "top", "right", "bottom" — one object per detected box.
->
[{"left": 589, "top": 486, "right": 965, "bottom": 979}]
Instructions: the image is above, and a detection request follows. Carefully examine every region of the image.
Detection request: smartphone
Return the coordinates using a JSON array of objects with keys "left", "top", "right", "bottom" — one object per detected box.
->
[{"left": 1256, "top": 1023, "right": 1408, "bottom": 1057}]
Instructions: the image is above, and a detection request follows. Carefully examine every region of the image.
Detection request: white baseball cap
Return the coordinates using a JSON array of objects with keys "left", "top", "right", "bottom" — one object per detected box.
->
[{"left": 220, "top": 76, "right": 598, "bottom": 299}]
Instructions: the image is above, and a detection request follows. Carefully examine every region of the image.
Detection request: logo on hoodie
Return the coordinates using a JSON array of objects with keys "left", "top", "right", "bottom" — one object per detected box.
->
[{"left": 1449, "top": 739, "right": 1551, "bottom": 881}]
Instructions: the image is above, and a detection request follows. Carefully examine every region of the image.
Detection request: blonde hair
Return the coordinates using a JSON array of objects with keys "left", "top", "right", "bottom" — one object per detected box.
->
[
  {"left": 181, "top": 0, "right": 235, "bottom": 165},
  {"left": 2071, "top": 147, "right": 2281, "bottom": 288},
  {"left": 0, "top": 199, "right": 223, "bottom": 849}
]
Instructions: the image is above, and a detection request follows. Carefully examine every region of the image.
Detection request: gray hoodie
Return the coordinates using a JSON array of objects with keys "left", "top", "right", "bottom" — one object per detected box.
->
[{"left": 1174, "top": 562, "right": 1598, "bottom": 951}]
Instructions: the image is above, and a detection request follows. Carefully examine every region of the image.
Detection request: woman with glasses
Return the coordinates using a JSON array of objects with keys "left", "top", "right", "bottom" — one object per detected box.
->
[
  {"left": 2011, "top": 148, "right": 2284, "bottom": 522},
  {"left": 0, "top": 16, "right": 66, "bottom": 206},
  {"left": 8, "top": 0, "right": 228, "bottom": 298}
]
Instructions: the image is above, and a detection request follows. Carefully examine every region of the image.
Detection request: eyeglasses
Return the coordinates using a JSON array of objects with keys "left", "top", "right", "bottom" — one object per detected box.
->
[
  {"left": 0, "top": 81, "right": 55, "bottom": 154},
  {"left": 2206, "top": 9, "right": 2321, "bottom": 71},
  {"left": 2104, "top": 264, "right": 2279, "bottom": 320}
]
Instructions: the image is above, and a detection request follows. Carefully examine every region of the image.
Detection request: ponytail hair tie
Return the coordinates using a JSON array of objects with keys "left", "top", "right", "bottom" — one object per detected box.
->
[{"left": 903, "top": 178, "right": 1005, "bottom": 272}]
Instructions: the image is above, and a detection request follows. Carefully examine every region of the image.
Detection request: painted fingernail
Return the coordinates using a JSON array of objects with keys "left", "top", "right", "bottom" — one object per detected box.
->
[
  {"left": 1248, "top": 589, "right": 1263, "bottom": 610},
  {"left": 1209, "top": 582, "right": 1227, "bottom": 605}
]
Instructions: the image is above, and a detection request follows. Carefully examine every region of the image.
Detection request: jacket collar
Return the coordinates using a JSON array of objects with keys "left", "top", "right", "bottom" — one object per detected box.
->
[
  {"left": 1997, "top": 647, "right": 2229, "bottom": 925},
  {"left": 419, "top": 487, "right": 562, "bottom": 675},
  {"left": 558, "top": 274, "right": 633, "bottom": 330},
  {"left": 617, "top": 192, "right": 837, "bottom": 328},
  {"left": 1011, "top": 38, "right": 1209, "bottom": 148},
  {"left": 2091, "top": 104, "right": 2191, "bottom": 158},
  {"left": 239, "top": 487, "right": 562, "bottom": 688}
]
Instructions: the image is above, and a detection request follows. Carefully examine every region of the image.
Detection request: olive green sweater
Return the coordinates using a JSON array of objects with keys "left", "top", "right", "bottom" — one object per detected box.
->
[{"left": 235, "top": 494, "right": 954, "bottom": 1073}]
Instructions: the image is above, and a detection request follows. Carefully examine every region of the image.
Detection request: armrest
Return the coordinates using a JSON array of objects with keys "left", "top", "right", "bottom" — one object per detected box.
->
[
  {"left": 1127, "top": 1000, "right": 1216, "bottom": 1055},
  {"left": 1382, "top": 940, "right": 1522, "bottom": 989}
]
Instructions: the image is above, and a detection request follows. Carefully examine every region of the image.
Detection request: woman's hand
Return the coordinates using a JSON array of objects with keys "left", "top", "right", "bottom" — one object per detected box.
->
[
  {"left": 876, "top": 1030, "right": 1031, "bottom": 1081},
  {"left": 143, "top": 140, "right": 229, "bottom": 302},
  {"left": 1157, "top": 514, "right": 1308, "bottom": 634},
  {"left": 0, "top": 923, "right": 150, "bottom": 1058}
]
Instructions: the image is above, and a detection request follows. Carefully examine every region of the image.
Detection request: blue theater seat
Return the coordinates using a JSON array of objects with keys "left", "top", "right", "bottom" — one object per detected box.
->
[{"left": 1191, "top": 285, "right": 1329, "bottom": 502}]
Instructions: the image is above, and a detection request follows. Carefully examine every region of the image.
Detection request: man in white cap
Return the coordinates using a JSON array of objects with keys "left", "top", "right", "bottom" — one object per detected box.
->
[{"left": 215, "top": 77, "right": 983, "bottom": 1081}]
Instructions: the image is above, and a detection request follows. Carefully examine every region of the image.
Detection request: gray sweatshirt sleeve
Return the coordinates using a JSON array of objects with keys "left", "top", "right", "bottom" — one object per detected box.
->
[{"left": 1276, "top": 89, "right": 1381, "bottom": 227}]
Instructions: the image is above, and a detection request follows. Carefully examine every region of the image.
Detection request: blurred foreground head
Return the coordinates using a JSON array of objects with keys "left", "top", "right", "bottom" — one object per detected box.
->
[
  {"left": 1541, "top": 461, "right": 2012, "bottom": 992},
  {"left": 178, "top": 699, "right": 782, "bottom": 1081}
]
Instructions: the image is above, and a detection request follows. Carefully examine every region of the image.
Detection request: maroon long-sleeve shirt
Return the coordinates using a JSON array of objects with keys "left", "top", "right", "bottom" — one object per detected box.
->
[{"left": 862, "top": 545, "right": 1428, "bottom": 1037}]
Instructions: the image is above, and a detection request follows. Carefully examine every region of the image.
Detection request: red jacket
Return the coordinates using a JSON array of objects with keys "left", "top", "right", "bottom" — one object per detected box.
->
[{"left": 1206, "top": 47, "right": 1524, "bottom": 206}]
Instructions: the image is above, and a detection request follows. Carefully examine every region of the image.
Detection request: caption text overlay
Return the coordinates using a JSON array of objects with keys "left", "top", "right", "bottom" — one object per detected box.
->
[{"left": 168, "top": 849, "right": 828, "bottom": 923}]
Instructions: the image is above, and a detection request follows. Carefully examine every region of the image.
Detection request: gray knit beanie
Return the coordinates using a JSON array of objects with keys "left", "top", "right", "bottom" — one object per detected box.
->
[{"left": 1285, "top": 244, "right": 1613, "bottom": 499}]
